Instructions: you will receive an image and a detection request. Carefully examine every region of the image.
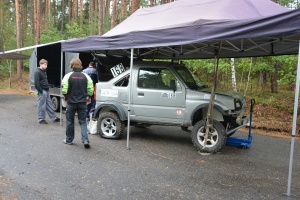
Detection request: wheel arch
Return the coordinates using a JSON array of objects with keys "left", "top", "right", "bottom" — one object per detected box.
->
[
  {"left": 191, "top": 103, "right": 227, "bottom": 126},
  {"left": 94, "top": 102, "right": 127, "bottom": 121}
]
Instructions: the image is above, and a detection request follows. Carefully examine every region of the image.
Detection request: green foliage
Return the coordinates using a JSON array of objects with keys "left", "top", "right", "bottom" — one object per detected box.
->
[
  {"left": 40, "top": 27, "right": 65, "bottom": 44},
  {"left": 251, "top": 58, "right": 274, "bottom": 73},
  {"left": 276, "top": 55, "right": 298, "bottom": 87},
  {"left": 65, "top": 23, "right": 87, "bottom": 39},
  {"left": 0, "top": 63, "right": 8, "bottom": 75},
  {"left": 247, "top": 88, "right": 295, "bottom": 114},
  {"left": 279, "top": 0, "right": 300, "bottom": 9}
]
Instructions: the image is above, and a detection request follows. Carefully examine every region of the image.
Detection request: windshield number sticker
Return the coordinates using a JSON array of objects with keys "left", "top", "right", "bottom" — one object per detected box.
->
[{"left": 110, "top": 63, "right": 125, "bottom": 77}]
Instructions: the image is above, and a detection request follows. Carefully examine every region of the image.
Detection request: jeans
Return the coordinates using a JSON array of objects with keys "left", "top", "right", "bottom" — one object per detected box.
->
[
  {"left": 38, "top": 90, "right": 57, "bottom": 122},
  {"left": 86, "top": 94, "right": 96, "bottom": 119},
  {"left": 65, "top": 102, "right": 89, "bottom": 144}
]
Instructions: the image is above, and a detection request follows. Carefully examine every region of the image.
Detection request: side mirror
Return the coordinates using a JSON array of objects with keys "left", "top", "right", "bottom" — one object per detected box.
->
[{"left": 169, "top": 80, "right": 176, "bottom": 92}]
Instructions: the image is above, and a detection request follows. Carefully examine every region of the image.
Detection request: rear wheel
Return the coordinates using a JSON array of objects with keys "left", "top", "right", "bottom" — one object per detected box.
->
[
  {"left": 191, "top": 119, "right": 227, "bottom": 153},
  {"left": 98, "top": 112, "right": 124, "bottom": 139},
  {"left": 51, "top": 96, "right": 60, "bottom": 112}
]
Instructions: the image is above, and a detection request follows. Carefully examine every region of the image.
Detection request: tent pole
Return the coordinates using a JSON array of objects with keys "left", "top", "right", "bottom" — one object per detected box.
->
[
  {"left": 126, "top": 48, "right": 134, "bottom": 150},
  {"left": 60, "top": 52, "right": 63, "bottom": 126},
  {"left": 285, "top": 40, "right": 300, "bottom": 196},
  {"left": 9, "top": 60, "right": 12, "bottom": 88}
]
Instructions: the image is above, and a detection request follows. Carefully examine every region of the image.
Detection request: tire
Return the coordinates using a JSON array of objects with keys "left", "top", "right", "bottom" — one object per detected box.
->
[
  {"left": 51, "top": 96, "right": 60, "bottom": 112},
  {"left": 191, "top": 119, "right": 227, "bottom": 153},
  {"left": 98, "top": 112, "right": 125, "bottom": 139}
]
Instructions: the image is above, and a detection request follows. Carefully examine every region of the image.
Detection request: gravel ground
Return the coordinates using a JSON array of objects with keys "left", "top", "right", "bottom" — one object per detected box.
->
[{"left": 1, "top": 94, "right": 300, "bottom": 200}]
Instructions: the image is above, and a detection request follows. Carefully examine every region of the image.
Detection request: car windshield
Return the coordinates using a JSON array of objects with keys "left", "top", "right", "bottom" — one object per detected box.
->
[{"left": 173, "top": 65, "right": 206, "bottom": 90}]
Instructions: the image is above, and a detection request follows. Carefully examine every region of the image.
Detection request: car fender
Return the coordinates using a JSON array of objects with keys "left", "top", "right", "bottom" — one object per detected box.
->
[
  {"left": 191, "top": 103, "right": 227, "bottom": 124},
  {"left": 94, "top": 101, "right": 127, "bottom": 121}
]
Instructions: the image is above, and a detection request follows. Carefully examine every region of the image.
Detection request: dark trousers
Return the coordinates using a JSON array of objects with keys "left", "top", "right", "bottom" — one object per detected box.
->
[
  {"left": 66, "top": 103, "right": 89, "bottom": 144},
  {"left": 86, "top": 94, "right": 96, "bottom": 118}
]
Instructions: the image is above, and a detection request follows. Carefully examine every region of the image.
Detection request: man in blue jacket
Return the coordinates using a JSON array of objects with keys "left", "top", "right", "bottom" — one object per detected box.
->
[
  {"left": 62, "top": 58, "right": 94, "bottom": 148},
  {"left": 83, "top": 61, "right": 98, "bottom": 119}
]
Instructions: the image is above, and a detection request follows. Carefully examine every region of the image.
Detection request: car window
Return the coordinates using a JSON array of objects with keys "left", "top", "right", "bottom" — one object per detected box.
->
[
  {"left": 138, "top": 68, "right": 180, "bottom": 90},
  {"left": 114, "top": 75, "right": 130, "bottom": 87}
]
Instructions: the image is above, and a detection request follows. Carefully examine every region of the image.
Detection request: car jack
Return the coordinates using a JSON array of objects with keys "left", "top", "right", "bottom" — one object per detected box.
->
[{"left": 226, "top": 99, "right": 255, "bottom": 148}]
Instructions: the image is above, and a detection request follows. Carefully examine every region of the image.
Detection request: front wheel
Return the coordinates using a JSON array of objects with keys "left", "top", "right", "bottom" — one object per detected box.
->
[
  {"left": 98, "top": 112, "right": 125, "bottom": 139},
  {"left": 191, "top": 119, "right": 227, "bottom": 153}
]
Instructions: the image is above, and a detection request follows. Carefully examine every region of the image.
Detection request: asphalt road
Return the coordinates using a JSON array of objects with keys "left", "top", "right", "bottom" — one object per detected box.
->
[{"left": 1, "top": 94, "right": 300, "bottom": 200}]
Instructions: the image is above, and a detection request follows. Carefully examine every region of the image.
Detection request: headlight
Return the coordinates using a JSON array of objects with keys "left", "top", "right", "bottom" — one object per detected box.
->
[{"left": 234, "top": 99, "right": 242, "bottom": 111}]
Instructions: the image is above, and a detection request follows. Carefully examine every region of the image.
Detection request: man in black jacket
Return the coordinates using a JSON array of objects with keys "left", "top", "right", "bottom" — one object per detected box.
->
[
  {"left": 34, "top": 59, "right": 60, "bottom": 124},
  {"left": 62, "top": 58, "right": 94, "bottom": 148}
]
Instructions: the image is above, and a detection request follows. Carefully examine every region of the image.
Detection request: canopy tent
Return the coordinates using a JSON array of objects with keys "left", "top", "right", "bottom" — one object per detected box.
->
[
  {"left": 0, "top": 52, "right": 30, "bottom": 60},
  {"left": 0, "top": 51, "right": 30, "bottom": 88},
  {"left": 60, "top": 0, "right": 300, "bottom": 196},
  {"left": 62, "top": 0, "right": 300, "bottom": 60}
]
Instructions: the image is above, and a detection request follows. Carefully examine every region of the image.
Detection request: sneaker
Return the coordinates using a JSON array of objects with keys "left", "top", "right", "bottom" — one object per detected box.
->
[
  {"left": 84, "top": 142, "right": 90, "bottom": 149},
  {"left": 54, "top": 118, "right": 60, "bottom": 122},
  {"left": 63, "top": 139, "right": 72, "bottom": 145},
  {"left": 39, "top": 120, "right": 48, "bottom": 124}
]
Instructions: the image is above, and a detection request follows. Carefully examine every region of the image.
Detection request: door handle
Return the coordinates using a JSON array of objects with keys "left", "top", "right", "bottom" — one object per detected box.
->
[{"left": 138, "top": 92, "right": 144, "bottom": 96}]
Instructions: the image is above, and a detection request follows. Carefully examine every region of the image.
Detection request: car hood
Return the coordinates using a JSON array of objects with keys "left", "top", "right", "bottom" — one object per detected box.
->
[{"left": 200, "top": 87, "right": 245, "bottom": 100}]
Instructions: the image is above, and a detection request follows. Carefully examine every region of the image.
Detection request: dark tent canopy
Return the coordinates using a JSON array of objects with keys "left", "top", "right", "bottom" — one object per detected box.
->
[{"left": 62, "top": 0, "right": 300, "bottom": 59}]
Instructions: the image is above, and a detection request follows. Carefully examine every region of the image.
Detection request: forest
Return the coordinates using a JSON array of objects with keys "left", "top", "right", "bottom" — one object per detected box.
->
[{"left": 0, "top": 0, "right": 300, "bottom": 136}]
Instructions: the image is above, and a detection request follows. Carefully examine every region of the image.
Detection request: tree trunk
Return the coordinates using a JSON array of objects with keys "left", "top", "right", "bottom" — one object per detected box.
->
[
  {"left": 89, "top": 0, "right": 94, "bottom": 35},
  {"left": 30, "top": 0, "right": 35, "bottom": 35},
  {"left": 120, "top": 0, "right": 127, "bottom": 22},
  {"left": 7, "top": 0, "right": 10, "bottom": 24},
  {"left": 61, "top": 0, "right": 65, "bottom": 33},
  {"left": 150, "top": 0, "right": 155, "bottom": 6},
  {"left": 104, "top": 0, "right": 110, "bottom": 33},
  {"left": 72, "top": 0, "right": 78, "bottom": 23},
  {"left": 68, "top": 0, "right": 72, "bottom": 26},
  {"left": 0, "top": 0, "right": 3, "bottom": 49},
  {"left": 15, "top": 0, "right": 22, "bottom": 79},
  {"left": 230, "top": 58, "right": 237, "bottom": 92},
  {"left": 131, "top": 0, "right": 139, "bottom": 14},
  {"left": 98, "top": 0, "right": 104, "bottom": 35},
  {"left": 45, "top": 0, "right": 50, "bottom": 29},
  {"left": 36, "top": 0, "right": 41, "bottom": 44},
  {"left": 111, "top": 0, "right": 117, "bottom": 28},
  {"left": 259, "top": 70, "right": 267, "bottom": 89},
  {"left": 80, "top": 0, "right": 83, "bottom": 30},
  {"left": 21, "top": 0, "right": 27, "bottom": 45},
  {"left": 270, "top": 63, "right": 278, "bottom": 93},
  {"left": 53, "top": 0, "right": 56, "bottom": 27},
  {"left": 94, "top": 0, "right": 98, "bottom": 33}
]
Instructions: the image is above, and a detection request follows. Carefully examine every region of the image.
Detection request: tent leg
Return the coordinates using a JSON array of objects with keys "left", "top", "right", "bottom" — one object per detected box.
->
[
  {"left": 60, "top": 52, "right": 63, "bottom": 126},
  {"left": 285, "top": 40, "right": 300, "bottom": 196},
  {"left": 126, "top": 48, "right": 134, "bottom": 150},
  {"left": 9, "top": 60, "right": 12, "bottom": 88}
]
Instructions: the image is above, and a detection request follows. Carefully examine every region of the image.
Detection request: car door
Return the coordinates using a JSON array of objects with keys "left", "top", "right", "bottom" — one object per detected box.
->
[{"left": 131, "top": 66, "right": 186, "bottom": 123}]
